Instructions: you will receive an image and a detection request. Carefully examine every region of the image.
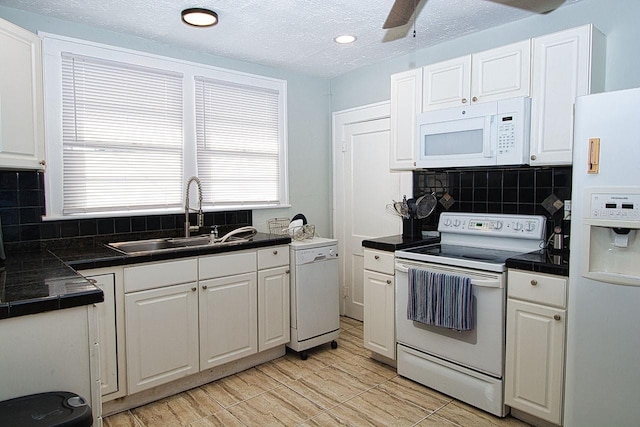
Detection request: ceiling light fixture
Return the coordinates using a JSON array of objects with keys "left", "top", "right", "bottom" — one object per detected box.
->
[
  {"left": 334, "top": 35, "right": 357, "bottom": 44},
  {"left": 181, "top": 8, "right": 219, "bottom": 27}
]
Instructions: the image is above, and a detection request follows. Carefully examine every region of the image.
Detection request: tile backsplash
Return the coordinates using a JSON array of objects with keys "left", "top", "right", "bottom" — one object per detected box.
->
[
  {"left": 414, "top": 166, "right": 572, "bottom": 237},
  {"left": 0, "top": 170, "right": 252, "bottom": 246}
]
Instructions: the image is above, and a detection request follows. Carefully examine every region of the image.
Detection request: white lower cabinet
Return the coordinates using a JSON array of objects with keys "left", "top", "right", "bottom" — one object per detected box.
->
[
  {"left": 199, "top": 272, "right": 257, "bottom": 369},
  {"left": 363, "top": 249, "right": 396, "bottom": 360},
  {"left": 505, "top": 269, "right": 567, "bottom": 425},
  {"left": 258, "top": 265, "right": 290, "bottom": 351},
  {"left": 90, "top": 273, "right": 118, "bottom": 396},
  {"left": 125, "top": 282, "right": 200, "bottom": 394},
  {"left": 122, "top": 247, "right": 289, "bottom": 395}
]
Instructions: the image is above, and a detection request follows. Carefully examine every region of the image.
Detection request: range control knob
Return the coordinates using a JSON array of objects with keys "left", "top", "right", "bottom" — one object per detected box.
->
[
  {"left": 514, "top": 222, "right": 523, "bottom": 231},
  {"left": 329, "top": 249, "right": 335, "bottom": 256},
  {"left": 453, "top": 219, "right": 461, "bottom": 227},
  {"left": 444, "top": 219, "right": 452, "bottom": 227},
  {"left": 526, "top": 222, "right": 536, "bottom": 232},
  {"left": 494, "top": 221, "right": 503, "bottom": 230}
]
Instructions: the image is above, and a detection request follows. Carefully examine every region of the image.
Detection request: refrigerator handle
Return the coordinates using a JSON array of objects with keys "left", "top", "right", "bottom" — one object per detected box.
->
[{"left": 588, "top": 138, "right": 600, "bottom": 174}]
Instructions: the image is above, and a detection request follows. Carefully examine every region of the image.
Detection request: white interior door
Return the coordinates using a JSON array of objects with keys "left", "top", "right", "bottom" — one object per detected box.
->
[{"left": 333, "top": 102, "right": 410, "bottom": 321}]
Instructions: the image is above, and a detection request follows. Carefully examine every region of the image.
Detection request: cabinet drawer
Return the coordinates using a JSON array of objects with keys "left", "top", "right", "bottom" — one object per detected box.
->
[
  {"left": 508, "top": 270, "right": 567, "bottom": 308},
  {"left": 257, "top": 245, "right": 289, "bottom": 270},
  {"left": 199, "top": 250, "right": 256, "bottom": 280},
  {"left": 364, "top": 249, "right": 395, "bottom": 275},
  {"left": 124, "top": 258, "right": 197, "bottom": 293}
]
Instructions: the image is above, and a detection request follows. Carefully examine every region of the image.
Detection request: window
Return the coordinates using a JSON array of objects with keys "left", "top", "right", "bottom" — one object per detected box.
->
[
  {"left": 61, "top": 54, "right": 184, "bottom": 214},
  {"left": 42, "top": 33, "right": 288, "bottom": 219}
]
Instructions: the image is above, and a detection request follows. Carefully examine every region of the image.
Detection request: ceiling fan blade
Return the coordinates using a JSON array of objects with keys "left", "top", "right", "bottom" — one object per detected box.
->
[
  {"left": 485, "top": 0, "right": 566, "bottom": 14},
  {"left": 383, "top": 0, "right": 418, "bottom": 29}
]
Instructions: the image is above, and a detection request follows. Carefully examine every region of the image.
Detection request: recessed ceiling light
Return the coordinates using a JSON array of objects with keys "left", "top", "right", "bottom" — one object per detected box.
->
[
  {"left": 181, "top": 8, "right": 219, "bottom": 27},
  {"left": 334, "top": 35, "right": 357, "bottom": 44}
]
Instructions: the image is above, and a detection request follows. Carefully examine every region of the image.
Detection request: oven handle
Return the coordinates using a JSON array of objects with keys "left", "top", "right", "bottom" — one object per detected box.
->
[{"left": 395, "top": 262, "right": 503, "bottom": 288}]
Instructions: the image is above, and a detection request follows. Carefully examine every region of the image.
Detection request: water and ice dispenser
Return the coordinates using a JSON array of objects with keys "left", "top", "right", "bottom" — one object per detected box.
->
[{"left": 582, "top": 189, "right": 640, "bottom": 286}]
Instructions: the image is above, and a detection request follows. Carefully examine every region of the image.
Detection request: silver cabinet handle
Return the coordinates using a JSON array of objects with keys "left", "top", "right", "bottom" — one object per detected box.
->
[
  {"left": 462, "top": 98, "right": 467, "bottom": 104},
  {"left": 273, "top": 250, "right": 278, "bottom": 255},
  {"left": 386, "top": 279, "right": 392, "bottom": 285},
  {"left": 202, "top": 285, "right": 208, "bottom": 290},
  {"left": 374, "top": 255, "right": 380, "bottom": 260},
  {"left": 531, "top": 155, "right": 537, "bottom": 161},
  {"left": 191, "top": 287, "right": 197, "bottom": 292},
  {"left": 554, "top": 314, "right": 561, "bottom": 321},
  {"left": 472, "top": 96, "right": 478, "bottom": 102},
  {"left": 530, "top": 279, "right": 538, "bottom": 286}
]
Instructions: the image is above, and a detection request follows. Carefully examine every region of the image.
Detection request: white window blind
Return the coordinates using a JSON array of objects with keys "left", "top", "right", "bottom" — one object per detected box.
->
[
  {"left": 61, "top": 53, "right": 184, "bottom": 214},
  {"left": 195, "top": 77, "right": 282, "bottom": 206}
]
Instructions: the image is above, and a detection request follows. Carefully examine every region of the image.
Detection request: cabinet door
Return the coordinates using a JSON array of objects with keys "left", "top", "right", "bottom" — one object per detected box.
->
[
  {"left": 90, "top": 274, "right": 118, "bottom": 396},
  {"left": 199, "top": 272, "right": 257, "bottom": 369},
  {"left": 363, "top": 269, "right": 395, "bottom": 360},
  {"left": 258, "top": 266, "right": 290, "bottom": 351},
  {"left": 530, "top": 25, "right": 597, "bottom": 165},
  {"left": 125, "top": 282, "right": 199, "bottom": 394},
  {"left": 422, "top": 56, "right": 471, "bottom": 111},
  {"left": 505, "top": 300, "right": 565, "bottom": 425},
  {"left": 471, "top": 40, "right": 531, "bottom": 104},
  {"left": 0, "top": 18, "right": 45, "bottom": 170},
  {"left": 390, "top": 68, "right": 421, "bottom": 170}
]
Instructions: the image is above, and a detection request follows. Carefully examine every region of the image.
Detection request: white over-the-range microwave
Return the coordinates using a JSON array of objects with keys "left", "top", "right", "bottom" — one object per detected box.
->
[{"left": 416, "top": 97, "right": 531, "bottom": 169}]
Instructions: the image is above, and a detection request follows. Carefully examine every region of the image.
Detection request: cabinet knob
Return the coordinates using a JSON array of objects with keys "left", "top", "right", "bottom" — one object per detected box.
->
[
  {"left": 386, "top": 279, "right": 392, "bottom": 285},
  {"left": 273, "top": 250, "right": 278, "bottom": 255},
  {"left": 286, "top": 269, "right": 290, "bottom": 274},
  {"left": 202, "top": 285, "right": 208, "bottom": 290},
  {"left": 531, "top": 154, "right": 537, "bottom": 161},
  {"left": 374, "top": 255, "right": 380, "bottom": 260},
  {"left": 39, "top": 160, "right": 46, "bottom": 166},
  {"left": 554, "top": 314, "right": 561, "bottom": 321},
  {"left": 191, "top": 287, "right": 197, "bottom": 292},
  {"left": 461, "top": 98, "right": 468, "bottom": 104},
  {"left": 472, "top": 96, "right": 478, "bottom": 103},
  {"left": 530, "top": 279, "right": 538, "bottom": 286},
  {"left": 88, "top": 279, "right": 97, "bottom": 285}
]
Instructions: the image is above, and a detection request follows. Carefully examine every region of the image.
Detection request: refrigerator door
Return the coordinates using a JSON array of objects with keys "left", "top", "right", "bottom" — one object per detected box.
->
[{"left": 566, "top": 87, "right": 640, "bottom": 427}]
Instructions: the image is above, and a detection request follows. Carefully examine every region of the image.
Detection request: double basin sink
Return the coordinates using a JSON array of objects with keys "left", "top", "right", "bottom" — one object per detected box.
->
[{"left": 108, "top": 232, "right": 252, "bottom": 256}]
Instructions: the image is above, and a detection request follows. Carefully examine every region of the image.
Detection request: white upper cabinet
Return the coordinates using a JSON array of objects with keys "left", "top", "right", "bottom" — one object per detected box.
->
[
  {"left": 529, "top": 24, "right": 606, "bottom": 166},
  {"left": 422, "top": 55, "right": 472, "bottom": 111},
  {"left": 0, "top": 18, "right": 45, "bottom": 170},
  {"left": 471, "top": 40, "right": 531, "bottom": 104},
  {"left": 422, "top": 40, "right": 531, "bottom": 111},
  {"left": 390, "top": 68, "right": 422, "bottom": 170}
]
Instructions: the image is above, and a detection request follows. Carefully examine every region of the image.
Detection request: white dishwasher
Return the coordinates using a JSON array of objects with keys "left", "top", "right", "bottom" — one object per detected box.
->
[{"left": 288, "top": 238, "right": 340, "bottom": 359}]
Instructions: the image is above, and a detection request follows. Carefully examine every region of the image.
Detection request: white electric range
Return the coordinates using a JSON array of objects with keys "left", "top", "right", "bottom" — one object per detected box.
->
[{"left": 394, "top": 212, "right": 546, "bottom": 417}]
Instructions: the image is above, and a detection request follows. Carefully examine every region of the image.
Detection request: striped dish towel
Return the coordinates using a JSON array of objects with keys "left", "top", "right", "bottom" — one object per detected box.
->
[{"left": 407, "top": 268, "right": 474, "bottom": 331}]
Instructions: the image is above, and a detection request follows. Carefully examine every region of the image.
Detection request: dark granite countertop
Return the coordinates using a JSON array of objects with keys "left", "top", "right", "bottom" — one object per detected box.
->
[
  {"left": 0, "top": 232, "right": 291, "bottom": 320},
  {"left": 0, "top": 249, "right": 103, "bottom": 319},
  {"left": 362, "top": 234, "right": 440, "bottom": 252},
  {"left": 506, "top": 249, "right": 569, "bottom": 277}
]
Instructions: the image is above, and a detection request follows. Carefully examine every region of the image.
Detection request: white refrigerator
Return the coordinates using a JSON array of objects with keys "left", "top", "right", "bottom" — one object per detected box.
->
[{"left": 565, "top": 87, "right": 640, "bottom": 427}]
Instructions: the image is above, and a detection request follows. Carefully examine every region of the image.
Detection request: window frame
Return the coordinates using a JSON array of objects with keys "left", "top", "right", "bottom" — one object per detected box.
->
[{"left": 41, "top": 32, "right": 289, "bottom": 220}]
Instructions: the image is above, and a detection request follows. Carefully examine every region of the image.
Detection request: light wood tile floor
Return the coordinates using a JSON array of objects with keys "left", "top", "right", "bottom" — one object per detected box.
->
[{"left": 104, "top": 317, "right": 529, "bottom": 427}]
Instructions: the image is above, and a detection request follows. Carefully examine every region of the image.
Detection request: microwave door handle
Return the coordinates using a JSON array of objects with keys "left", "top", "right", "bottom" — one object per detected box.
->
[{"left": 483, "top": 116, "right": 495, "bottom": 158}]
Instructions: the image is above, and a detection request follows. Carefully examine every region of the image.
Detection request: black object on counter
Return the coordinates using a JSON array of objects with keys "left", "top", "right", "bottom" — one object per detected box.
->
[{"left": 402, "top": 216, "right": 422, "bottom": 239}]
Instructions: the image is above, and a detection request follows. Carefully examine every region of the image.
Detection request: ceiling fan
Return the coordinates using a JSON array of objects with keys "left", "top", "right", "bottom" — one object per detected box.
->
[{"left": 383, "top": 0, "right": 567, "bottom": 29}]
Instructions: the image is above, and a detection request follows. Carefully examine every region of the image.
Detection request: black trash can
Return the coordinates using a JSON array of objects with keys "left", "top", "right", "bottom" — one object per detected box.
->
[{"left": 0, "top": 391, "right": 92, "bottom": 426}]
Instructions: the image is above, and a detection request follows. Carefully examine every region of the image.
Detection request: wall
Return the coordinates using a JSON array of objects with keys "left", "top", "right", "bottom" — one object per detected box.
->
[
  {"left": 0, "top": 6, "right": 333, "bottom": 237},
  {"left": 330, "top": 0, "right": 640, "bottom": 112},
  {"left": 414, "top": 167, "right": 572, "bottom": 241}
]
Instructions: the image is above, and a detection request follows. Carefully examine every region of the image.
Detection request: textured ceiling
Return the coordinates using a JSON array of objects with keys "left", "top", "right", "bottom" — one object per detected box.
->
[{"left": 0, "top": 0, "right": 582, "bottom": 78}]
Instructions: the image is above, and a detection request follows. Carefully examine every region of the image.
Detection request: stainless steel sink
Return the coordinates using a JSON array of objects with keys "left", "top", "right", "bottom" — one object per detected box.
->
[{"left": 107, "top": 235, "right": 249, "bottom": 255}]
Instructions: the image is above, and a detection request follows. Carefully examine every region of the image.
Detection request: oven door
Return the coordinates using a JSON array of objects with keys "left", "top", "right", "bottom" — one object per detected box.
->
[{"left": 395, "top": 260, "right": 505, "bottom": 378}]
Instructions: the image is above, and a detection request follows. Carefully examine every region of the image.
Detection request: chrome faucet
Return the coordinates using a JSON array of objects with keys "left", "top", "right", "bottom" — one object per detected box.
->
[{"left": 184, "top": 176, "right": 203, "bottom": 238}]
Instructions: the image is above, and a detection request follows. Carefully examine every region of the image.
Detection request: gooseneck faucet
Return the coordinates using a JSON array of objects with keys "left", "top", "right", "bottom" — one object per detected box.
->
[{"left": 184, "top": 176, "right": 203, "bottom": 238}]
